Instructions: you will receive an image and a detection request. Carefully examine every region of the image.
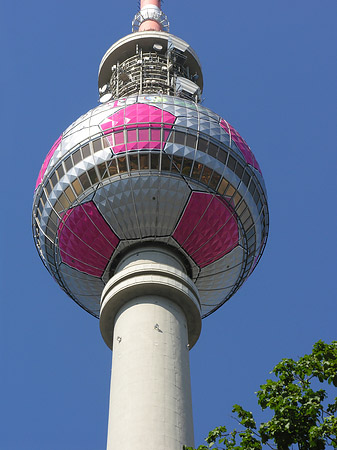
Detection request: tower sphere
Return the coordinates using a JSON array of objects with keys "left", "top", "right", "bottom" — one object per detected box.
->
[{"left": 32, "top": 30, "right": 269, "bottom": 321}]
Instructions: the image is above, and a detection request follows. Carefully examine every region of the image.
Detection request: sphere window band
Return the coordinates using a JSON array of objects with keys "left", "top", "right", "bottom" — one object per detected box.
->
[
  {"left": 37, "top": 126, "right": 264, "bottom": 205},
  {"left": 38, "top": 155, "right": 263, "bottom": 223}
]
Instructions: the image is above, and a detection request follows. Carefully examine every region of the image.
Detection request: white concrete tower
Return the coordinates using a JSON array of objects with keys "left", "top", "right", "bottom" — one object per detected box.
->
[
  {"left": 32, "top": 0, "right": 269, "bottom": 449},
  {"left": 97, "top": 3, "right": 204, "bottom": 447},
  {"left": 100, "top": 246, "right": 201, "bottom": 449}
]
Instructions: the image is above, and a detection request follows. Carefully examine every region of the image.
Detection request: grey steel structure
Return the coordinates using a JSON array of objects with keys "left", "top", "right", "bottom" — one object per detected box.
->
[{"left": 32, "top": 1, "right": 269, "bottom": 449}]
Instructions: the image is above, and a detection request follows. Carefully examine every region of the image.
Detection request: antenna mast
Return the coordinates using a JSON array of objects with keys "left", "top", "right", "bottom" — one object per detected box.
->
[{"left": 132, "top": 0, "right": 169, "bottom": 32}]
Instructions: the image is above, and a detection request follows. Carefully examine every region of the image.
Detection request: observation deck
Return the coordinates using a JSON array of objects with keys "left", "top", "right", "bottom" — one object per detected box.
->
[{"left": 98, "top": 31, "right": 203, "bottom": 103}]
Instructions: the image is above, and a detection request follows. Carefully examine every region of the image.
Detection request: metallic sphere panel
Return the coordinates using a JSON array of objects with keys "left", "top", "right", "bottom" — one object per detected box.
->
[
  {"left": 36, "top": 135, "right": 62, "bottom": 188},
  {"left": 173, "top": 192, "right": 238, "bottom": 267},
  {"left": 60, "top": 263, "right": 104, "bottom": 316},
  {"left": 94, "top": 175, "right": 191, "bottom": 240},
  {"left": 32, "top": 94, "right": 269, "bottom": 318},
  {"left": 196, "top": 246, "right": 244, "bottom": 314},
  {"left": 58, "top": 202, "right": 119, "bottom": 277}
]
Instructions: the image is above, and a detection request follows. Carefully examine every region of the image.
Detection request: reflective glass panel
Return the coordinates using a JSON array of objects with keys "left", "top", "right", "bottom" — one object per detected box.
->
[
  {"left": 233, "top": 192, "right": 242, "bottom": 206},
  {"left": 227, "top": 155, "right": 236, "bottom": 171},
  {"left": 225, "top": 184, "right": 235, "bottom": 197},
  {"left": 241, "top": 208, "right": 250, "bottom": 223},
  {"left": 118, "top": 156, "right": 127, "bottom": 173},
  {"left": 129, "top": 154, "right": 139, "bottom": 170},
  {"left": 161, "top": 154, "right": 171, "bottom": 171},
  {"left": 236, "top": 200, "right": 247, "bottom": 216},
  {"left": 198, "top": 138, "right": 208, "bottom": 153},
  {"left": 209, "top": 171, "right": 221, "bottom": 190},
  {"left": 72, "top": 149, "right": 81, "bottom": 165},
  {"left": 108, "top": 160, "right": 118, "bottom": 176},
  {"left": 192, "top": 162, "right": 203, "bottom": 180},
  {"left": 72, "top": 179, "right": 83, "bottom": 195},
  {"left": 243, "top": 217, "right": 253, "bottom": 231},
  {"left": 217, "top": 178, "right": 228, "bottom": 195},
  {"left": 186, "top": 134, "right": 197, "bottom": 149},
  {"left": 140, "top": 153, "right": 149, "bottom": 170},
  {"left": 41, "top": 190, "right": 47, "bottom": 206},
  {"left": 57, "top": 193, "right": 70, "bottom": 210},
  {"left": 218, "top": 149, "right": 228, "bottom": 164},
  {"left": 65, "top": 186, "right": 75, "bottom": 202},
  {"left": 82, "top": 144, "right": 91, "bottom": 158},
  {"left": 56, "top": 164, "right": 64, "bottom": 180},
  {"left": 242, "top": 171, "right": 250, "bottom": 186},
  {"left": 45, "top": 180, "right": 52, "bottom": 195},
  {"left": 175, "top": 131, "right": 185, "bottom": 145},
  {"left": 79, "top": 172, "right": 91, "bottom": 190},
  {"left": 88, "top": 167, "right": 99, "bottom": 184},
  {"left": 181, "top": 158, "right": 192, "bottom": 176},
  {"left": 64, "top": 156, "right": 73, "bottom": 171},
  {"left": 50, "top": 172, "right": 58, "bottom": 188},
  {"left": 208, "top": 142, "right": 218, "bottom": 158},
  {"left": 93, "top": 138, "right": 103, "bottom": 153},
  {"left": 97, "top": 162, "right": 109, "bottom": 179},
  {"left": 249, "top": 180, "right": 256, "bottom": 195},
  {"left": 201, "top": 166, "right": 212, "bottom": 184},
  {"left": 172, "top": 155, "right": 182, "bottom": 172},
  {"left": 151, "top": 153, "right": 159, "bottom": 170},
  {"left": 235, "top": 163, "right": 244, "bottom": 179}
]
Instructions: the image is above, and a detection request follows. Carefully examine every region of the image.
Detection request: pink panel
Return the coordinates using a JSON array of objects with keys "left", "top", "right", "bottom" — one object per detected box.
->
[
  {"left": 113, "top": 144, "right": 126, "bottom": 154},
  {"left": 118, "top": 141, "right": 158, "bottom": 151},
  {"left": 220, "top": 119, "right": 261, "bottom": 174},
  {"left": 58, "top": 202, "right": 119, "bottom": 277},
  {"left": 35, "top": 135, "right": 62, "bottom": 188},
  {"left": 151, "top": 129, "right": 161, "bottom": 141},
  {"left": 139, "top": 128, "right": 149, "bottom": 141},
  {"left": 126, "top": 142, "right": 140, "bottom": 151},
  {"left": 127, "top": 129, "right": 137, "bottom": 142},
  {"left": 173, "top": 192, "right": 239, "bottom": 268},
  {"left": 100, "top": 103, "right": 176, "bottom": 154},
  {"left": 109, "top": 100, "right": 123, "bottom": 109},
  {"left": 114, "top": 131, "right": 124, "bottom": 145},
  {"left": 101, "top": 121, "right": 115, "bottom": 133}
]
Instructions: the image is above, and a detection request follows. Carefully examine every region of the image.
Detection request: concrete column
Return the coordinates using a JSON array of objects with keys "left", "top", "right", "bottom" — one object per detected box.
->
[{"left": 100, "top": 246, "right": 201, "bottom": 450}]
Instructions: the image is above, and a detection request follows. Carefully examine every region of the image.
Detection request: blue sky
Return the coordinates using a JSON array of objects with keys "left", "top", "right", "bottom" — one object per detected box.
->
[{"left": 1, "top": 1, "right": 337, "bottom": 448}]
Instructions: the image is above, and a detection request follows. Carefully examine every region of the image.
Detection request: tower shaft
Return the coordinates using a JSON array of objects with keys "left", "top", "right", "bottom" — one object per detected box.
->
[
  {"left": 100, "top": 247, "right": 202, "bottom": 450},
  {"left": 107, "top": 297, "right": 194, "bottom": 450}
]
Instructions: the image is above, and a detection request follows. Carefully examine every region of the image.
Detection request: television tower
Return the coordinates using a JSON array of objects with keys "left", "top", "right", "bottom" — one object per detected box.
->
[{"left": 32, "top": 1, "right": 269, "bottom": 449}]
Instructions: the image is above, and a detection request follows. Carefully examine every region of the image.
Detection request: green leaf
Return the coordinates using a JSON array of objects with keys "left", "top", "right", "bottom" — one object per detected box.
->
[{"left": 190, "top": 341, "right": 337, "bottom": 450}]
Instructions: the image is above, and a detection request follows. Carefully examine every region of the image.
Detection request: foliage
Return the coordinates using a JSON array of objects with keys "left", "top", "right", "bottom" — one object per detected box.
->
[{"left": 184, "top": 341, "right": 337, "bottom": 450}]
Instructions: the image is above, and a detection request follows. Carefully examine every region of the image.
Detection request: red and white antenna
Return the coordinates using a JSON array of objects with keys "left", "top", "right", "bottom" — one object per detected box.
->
[{"left": 133, "top": 0, "right": 169, "bottom": 32}]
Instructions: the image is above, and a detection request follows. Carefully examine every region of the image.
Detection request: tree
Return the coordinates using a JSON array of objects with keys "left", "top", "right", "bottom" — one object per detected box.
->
[{"left": 185, "top": 340, "right": 337, "bottom": 450}]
